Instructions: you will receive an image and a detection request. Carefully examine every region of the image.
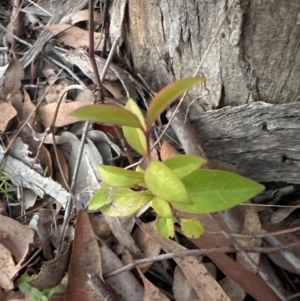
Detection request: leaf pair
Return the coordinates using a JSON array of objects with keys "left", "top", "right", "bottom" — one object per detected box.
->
[{"left": 70, "top": 77, "right": 205, "bottom": 156}]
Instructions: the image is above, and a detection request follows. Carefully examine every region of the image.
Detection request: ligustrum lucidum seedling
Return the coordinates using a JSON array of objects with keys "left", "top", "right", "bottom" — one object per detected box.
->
[{"left": 70, "top": 77, "right": 264, "bottom": 238}]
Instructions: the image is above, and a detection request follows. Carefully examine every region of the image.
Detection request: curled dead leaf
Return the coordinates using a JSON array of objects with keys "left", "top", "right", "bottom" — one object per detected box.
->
[
  {"left": 0, "top": 102, "right": 17, "bottom": 132},
  {"left": 38, "top": 100, "right": 92, "bottom": 127}
]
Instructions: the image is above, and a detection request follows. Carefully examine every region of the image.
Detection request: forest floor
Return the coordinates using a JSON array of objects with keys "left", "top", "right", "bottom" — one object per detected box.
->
[{"left": 0, "top": 1, "right": 300, "bottom": 301}]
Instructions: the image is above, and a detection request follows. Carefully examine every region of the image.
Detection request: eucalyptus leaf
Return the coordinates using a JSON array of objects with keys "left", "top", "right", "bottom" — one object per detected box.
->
[
  {"left": 123, "top": 126, "right": 147, "bottom": 156},
  {"left": 144, "top": 161, "right": 190, "bottom": 203},
  {"left": 100, "top": 165, "right": 144, "bottom": 186},
  {"left": 147, "top": 77, "right": 204, "bottom": 126},
  {"left": 101, "top": 186, "right": 153, "bottom": 216},
  {"left": 171, "top": 170, "right": 264, "bottom": 213},
  {"left": 125, "top": 99, "right": 146, "bottom": 130},
  {"left": 163, "top": 155, "right": 206, "bottom": 178},
  {"left": 180, "top": 218, "right": 204, "bottom": 238},
  {"left": 70, "top": 104, "right": 143, "bottom": 128},
  {"left": 88, "top": 184, "right": 111, "bottom": 210},
  {"left": 156, "top": 216, "right": 174, "bottom": 238},
  {"left": 151, "top": 197, "right": 173, "bottom": 217}
]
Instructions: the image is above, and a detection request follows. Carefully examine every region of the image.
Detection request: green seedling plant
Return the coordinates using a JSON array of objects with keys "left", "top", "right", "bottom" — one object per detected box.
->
[
  {"left": 70, "top": 77, "right": 264, "bottom": 238},
  {"left": 18, "top": 275, "right": 66, "bottom": 301},
  {"left": 0, "top": 170, "right": 14, "bottom": 200}
]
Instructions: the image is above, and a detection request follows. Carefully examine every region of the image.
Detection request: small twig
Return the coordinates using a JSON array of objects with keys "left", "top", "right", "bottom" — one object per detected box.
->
[
  {"left": 88, "top": 273, "right": 124, "bottom": 301},
  {"left": 104, "top": 241, "right": 300, "bottom": 279},
  {"left": 0, "top": 22, "right": 32, "bottom": 48},
  {"left": 18, "top": 245, "right": 43, "bottom": 270},
  {"left": 88, "top": 0, "right": 104, "bottom": 102},
  {"left": 26, "top": 0, "right": 52, "bottom": 17},
  {"left": 57, "top": 39, "right": 120, "bottom": 255},
  {"left": 97, "top": 0, "right": 110, "bottom": 54},
  {"left": 221, "top": 230, "right": 290, "bottom": 301},
  {"left": 45, "top": 56, "right": 86, "bottom": 87},
  {"left": 205, "top": 225, "right": 300, "bottom": 239}
]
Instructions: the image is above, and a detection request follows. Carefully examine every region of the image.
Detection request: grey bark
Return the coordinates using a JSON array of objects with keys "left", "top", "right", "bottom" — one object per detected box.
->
[
  {"left": 190, "top": 101, "right": 300, "bottom": 184},
  {"left": 123, "top": 0, "right": 300, "bottom": 111}
]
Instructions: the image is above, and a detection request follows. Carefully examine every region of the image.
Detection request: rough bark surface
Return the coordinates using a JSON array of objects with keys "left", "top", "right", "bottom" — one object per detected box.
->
[
  {"left": 122, "top": 0, "right": 300, "bottom": 114},
  {"left": 190, "top": 101, "right": 300, "bottom": 184}
]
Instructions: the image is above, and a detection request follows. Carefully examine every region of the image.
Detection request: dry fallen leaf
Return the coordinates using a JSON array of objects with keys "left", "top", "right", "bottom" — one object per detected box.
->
[
  {"left": 2, "top": 57, "right": 24, "bottom": 94},
  {"left": 173, "top": 267, "right": 199, "bottom": 301},
  {"left": 0, "top": 215, "right": 35, "bottom": 290},
  {"left": 160, "top": 140, "right": 180, "bottom": 160},
  {"left": 137, "top": 268, "right": 171, "bottom": 301},
  {"left": 193, "top": 233, "right": 281, "bottom": 301},
  {"left": 100, "top": 241, "right": 144, "bottom": 301},
  {"left": 45, "top": 24, "right": 104, "bottom": 50},
  {"left": 70, "top": 9, "right": 102, "bottom": 24},
  {"left": 236, "top": 205, "right": 261, "bottom": 274},
  {"left": 0, "top": 215, "right": 35, "bottom": 263},
  {"left": 137, "top": 220, "right": 230, "bottom": 301},
  {"left": 132, "top": 226, "right": 161, "bottom": 270},
  {"left": 0, "top": 243, "right": 18, "bottom": 290},
  {"left": 44, "top": 81, "right": 69, "bottom": 104},
  {"left": 38, "top": 100, "right": 92, "bottom": 127},
  {"left": 65, "top": 210, "right": 102, "bottom": 301},
  {"left": 0, "top": 102, "right": 17, "bottom": 132},
  {"left": 30, "top": 244, "right": 71, "bottom": 290}
]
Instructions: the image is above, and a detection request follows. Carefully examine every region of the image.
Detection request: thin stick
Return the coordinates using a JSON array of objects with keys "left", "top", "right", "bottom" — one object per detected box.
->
[
  {"left": 57, "top": 39, "right": 120, "bottom": 255},
  {"left": 88, "top": 0, "right": 104, "bottom": 102},
  {"left": 104, "top": 241, "right": 300, "bottom": 279}
]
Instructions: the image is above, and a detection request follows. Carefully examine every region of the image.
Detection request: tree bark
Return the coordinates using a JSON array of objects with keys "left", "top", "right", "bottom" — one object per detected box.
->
[{"left": 123, "top": 0, "right": 300, "bottom": 110}]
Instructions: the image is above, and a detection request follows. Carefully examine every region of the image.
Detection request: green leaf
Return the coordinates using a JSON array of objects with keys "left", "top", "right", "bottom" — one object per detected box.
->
[
  {"left": 180, "top": 218, "right": 204, "bottom": 238},
  {"left": 88, "top": 184, "right": 111, "bottom": 210},
  {"left": 125, "top": 99, "right": 146, "bottom": 130},
  {"left": 18, "top": 275, "right": 35, "bottom": 293},
  {"left": 70, "top": 104, "right": 143, "bottom": 128},
  {"left": 147, "top": 77, "right": 205, "bottom": 126},
  {"left": 43, "top": 284, "right": 66, "bottom": 299},
  {"left": 171, "top": 170, "right": 264, "bottom": 213},
  {"left": 144, "top": 161, "right": 190, "bottom": 203},
  {"left": 31, "top": 288, "right": 43, "bottom": 301},
  {"left": 156, "top": 216, "right": 174, "bottom": 238},
  {"left": 123, "top": 126, "right": 147, "bottom": 156},
  {"left": 101, "top": 186, "right": 153, "bottom": 216},
  {"left": 163, "top": 155, "right": 206, "bottom": 178},
  {"left": 151, "top": 197, "right": 173, "bottom": 217},
  {"left": 100, "top": 165, "right": 144, "bottom": 186},
  {"left": 123, "top": 100, "right": 148, "bottom": 155}
]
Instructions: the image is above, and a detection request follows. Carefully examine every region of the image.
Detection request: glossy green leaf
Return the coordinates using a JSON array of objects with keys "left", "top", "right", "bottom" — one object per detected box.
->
[
  {"left": 122, "top": 100, "right": 147, "bottom": 155},
  {"left": 88, "top": 184, "right": 111, "bottom": 210},
  {"left": 151, "top": 197, "right": 173, "bottom": 217},
  {"left": 125, "top": 99, "right": 146, "bottom": 130},
  {"left": 171, "top": 170, "right": 264, "bottom": 213},
  {"left": 70, "top": 104, "right": 143, "bottom": 128},
  {"left": 163, "top": 155, "right": 206, "bottom": 178},
  {"left": 100, "top": 186, "right": 153, "bottom": 216},
  {"left": 180, "top": 218, "right": 204, "bottom": 239},
  {"left": 144, "top": 161, "right": 190, "bottom": 203},
  {"left": 123, "top": 126, "right": 147, "bottom": 156},
  {"left": 18, "top": 275, "right": 36, "bottom": 293},
  {"left": 156, "top": 216, "right": 174, "bottom": 238},
  {"left": 147, "top": 77, "right": 205, "bottom": 126},
  {"left": 99, "top": 165, "right": 144, "bottom": 186}
]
